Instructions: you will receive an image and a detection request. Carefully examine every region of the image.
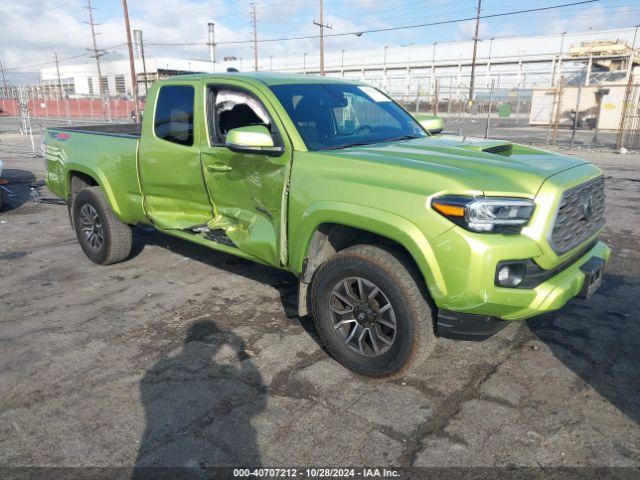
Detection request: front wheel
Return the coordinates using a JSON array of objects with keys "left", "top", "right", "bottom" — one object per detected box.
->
[
  {"left": 72, "top": 186, "right": 132, "bottom": 265},
  {"left": 311, "top": 244, "right": 435, "bottom": 378}
]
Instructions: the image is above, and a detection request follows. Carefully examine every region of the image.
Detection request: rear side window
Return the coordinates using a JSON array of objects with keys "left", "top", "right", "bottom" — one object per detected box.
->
[{"left": 154, "top": 85, "right": 194, "bottom": 146}]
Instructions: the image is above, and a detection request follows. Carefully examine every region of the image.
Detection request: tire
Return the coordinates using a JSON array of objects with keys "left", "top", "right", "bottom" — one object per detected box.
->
[
  {"left": 311, "top": 244, "right": 435, "bottom": 378},
  {"left": 72, "top": 186, "right": 132, "bottom": 265}
]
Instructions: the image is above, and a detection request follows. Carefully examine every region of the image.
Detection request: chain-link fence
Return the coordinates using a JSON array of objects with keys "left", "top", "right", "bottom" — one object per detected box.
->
[
  {"left": 0, "top": 86, "right": 137, "bottom": 122},
  {"left": 395, "top": 78, "right": 640, "bottom": 151},
  {"left": 2, "top": 75, "right": 639, "bottom": 152}
]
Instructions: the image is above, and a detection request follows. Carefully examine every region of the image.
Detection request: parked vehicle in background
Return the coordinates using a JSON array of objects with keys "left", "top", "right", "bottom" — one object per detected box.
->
[{"left": 44, "top": 73, "right": 610, "bottom": 377}]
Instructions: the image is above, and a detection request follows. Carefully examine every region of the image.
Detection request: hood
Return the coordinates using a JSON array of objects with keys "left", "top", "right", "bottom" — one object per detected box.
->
[{"left": 324, "top": 135, "right": 588, "bottom": 197}]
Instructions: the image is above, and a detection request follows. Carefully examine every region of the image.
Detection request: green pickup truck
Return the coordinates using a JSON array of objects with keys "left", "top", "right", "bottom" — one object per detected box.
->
[{"left": 45, "top": 73, "right": 610, "bottom": 377}]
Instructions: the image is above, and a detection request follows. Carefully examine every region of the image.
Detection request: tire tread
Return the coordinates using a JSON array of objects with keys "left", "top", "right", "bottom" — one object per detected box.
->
[
  {"left": 310, "top": 244, "right": 435, "bottom": 379},
  {"left": 73, "top": 186, "right": 132, "bottom": 265}
]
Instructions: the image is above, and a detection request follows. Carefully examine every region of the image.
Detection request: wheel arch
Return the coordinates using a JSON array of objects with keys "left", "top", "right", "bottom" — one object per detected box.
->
[
  {"left": 293, "top": 202, "right": 447, "bottom": 316},
  {"left": 65, "top": 165, "right": 125, "bottom": 219}
]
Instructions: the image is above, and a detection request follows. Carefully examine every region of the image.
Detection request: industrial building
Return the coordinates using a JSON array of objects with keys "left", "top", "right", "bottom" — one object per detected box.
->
[
  {"left": 37, "top": 27, "right": 638, "bottom": 102},
  {"left": 39, "top": 57, "right": 212, "bottom": 98}
]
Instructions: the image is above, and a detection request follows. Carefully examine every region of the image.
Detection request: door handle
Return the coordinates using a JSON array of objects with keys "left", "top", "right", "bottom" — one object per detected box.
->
[{"left": 206, "top": 163, "right": 232, "bottom": 173}]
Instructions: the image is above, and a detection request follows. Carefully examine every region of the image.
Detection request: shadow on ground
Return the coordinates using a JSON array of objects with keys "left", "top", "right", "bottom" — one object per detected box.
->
[
  {"left": 130, "top": 226, "right": 324, "bottom": 349},
  {"left": 527, "top": 273, "right": 640, "bottom": 426},
  {"left": 132, "top": 319, "right": 266, "bottom": 479}
]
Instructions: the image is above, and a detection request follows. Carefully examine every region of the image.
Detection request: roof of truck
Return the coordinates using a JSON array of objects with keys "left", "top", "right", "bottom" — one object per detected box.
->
[{"left": 167, "top": 71, "right": 360, "bottom": 86}]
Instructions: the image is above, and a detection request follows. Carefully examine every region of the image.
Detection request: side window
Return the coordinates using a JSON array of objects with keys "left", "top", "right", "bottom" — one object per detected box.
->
[
  {"left": 154, "top": 85, "right": 194, "bottom": 146},
  {"left": 214, "top": 89, "right": 272, "bottom": 142}
]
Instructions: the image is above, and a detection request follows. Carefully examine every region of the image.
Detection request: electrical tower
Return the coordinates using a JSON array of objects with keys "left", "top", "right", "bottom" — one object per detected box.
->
[{"left": 313, "top": 0, "right": 332, "bottom": 75}]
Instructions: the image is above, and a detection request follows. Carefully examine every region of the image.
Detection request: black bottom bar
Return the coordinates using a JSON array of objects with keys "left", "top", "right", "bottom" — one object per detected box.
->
[{"left": 436, "top": 309, "right": 510, "bottom": 341}]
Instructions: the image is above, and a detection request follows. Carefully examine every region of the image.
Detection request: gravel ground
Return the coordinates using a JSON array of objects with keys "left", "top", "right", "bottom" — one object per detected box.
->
[{"left": 0, "top": 131, "right": 639, "bottom": 476}]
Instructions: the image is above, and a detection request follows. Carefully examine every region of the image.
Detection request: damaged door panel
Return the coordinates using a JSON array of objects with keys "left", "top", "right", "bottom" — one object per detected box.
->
[
  {"left": 200, "top": 85, "right": 291, "bottom": 266},
  {"left": 138, "top": 83, "right": 214, "bottom": 230}
]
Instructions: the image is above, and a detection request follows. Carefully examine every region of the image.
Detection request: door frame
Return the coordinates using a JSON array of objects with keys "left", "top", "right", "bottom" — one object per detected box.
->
[{"left": 198, "top": 78, "right": 295, "bottom": 267}]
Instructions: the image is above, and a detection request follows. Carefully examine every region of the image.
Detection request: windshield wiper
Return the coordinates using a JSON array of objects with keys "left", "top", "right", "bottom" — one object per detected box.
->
[
  {"left": 318, "top": 135, "right": 423, "bottom": 151},
  {"left": 383, "top": 135, "right": 423, "bottom": 142},
  {"left": 318, "top": 141, "right": 376, "bottom": 151}
]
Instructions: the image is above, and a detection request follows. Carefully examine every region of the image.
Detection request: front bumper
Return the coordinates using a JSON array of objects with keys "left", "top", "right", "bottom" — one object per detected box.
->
[
  {"left": 436, "top": 310, "right": 509, "bottom": 340},
  {"left": 430, "top": 226, "right": 611, "bottom": 322}
]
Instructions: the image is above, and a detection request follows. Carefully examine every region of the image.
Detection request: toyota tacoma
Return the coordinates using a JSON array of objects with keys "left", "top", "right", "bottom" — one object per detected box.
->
[{"left": 44, "top": 73, "right": 610, "bottom": 377}]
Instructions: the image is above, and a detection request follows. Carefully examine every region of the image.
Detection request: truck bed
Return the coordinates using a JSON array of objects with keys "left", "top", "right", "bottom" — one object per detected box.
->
[{"left": 51, "top": 123, "right": 141, "bottom": 138}]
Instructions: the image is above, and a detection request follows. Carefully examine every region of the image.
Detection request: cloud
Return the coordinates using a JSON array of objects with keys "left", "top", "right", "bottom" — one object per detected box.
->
[
  {"left": 1, "top": 0, "right": 636, "bottom": 83},
  {"left": 455, "top": 19, "right": 489, "bottom": 41},
  {"left": 544, "top": 4, "right": 635, "bottom": 35}
]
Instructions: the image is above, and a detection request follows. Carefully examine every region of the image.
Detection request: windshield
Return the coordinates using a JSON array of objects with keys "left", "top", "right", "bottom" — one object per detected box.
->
[{"left": 269, "top": 83, "right": 426, "bottom": 151}]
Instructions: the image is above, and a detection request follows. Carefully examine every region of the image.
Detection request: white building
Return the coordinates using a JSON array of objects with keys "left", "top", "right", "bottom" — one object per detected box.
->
[{"left": 40, "top": 57, "right": 212, "bottom": 98}]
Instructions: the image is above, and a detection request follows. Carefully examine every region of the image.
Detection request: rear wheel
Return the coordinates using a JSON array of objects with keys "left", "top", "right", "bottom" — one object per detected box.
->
[
  {"left": 72, "top": 186, "right": 132, "bottom": 265},
  {"left": 311, "top": 244, "right": 435, "bottom": 378}
]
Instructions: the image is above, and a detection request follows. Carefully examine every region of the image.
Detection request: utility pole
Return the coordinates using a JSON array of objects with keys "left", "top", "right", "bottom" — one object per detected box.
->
[
  {"left": 431, "top": 42, "right": 437, "bottom": 97},
  {"left": 122, "top": 0, "right": 140, "bottom": 122},
  {"left": 54, "top": 53, "right": 71, "bottom": 124},
  {"left": 314, "top": 0, "right": 332, "bottom": 75},
  {"left": 468, "top": 0, "right": 482, "bottom": 105},
  {"left": 383, "top": 45, "right": 388, "bottom": 89},
  {"left": 616, "top": 24, "right": 639, "bottom": 150},
  {"left": 133, "top": 30, "right": 149, "bottom": 94},
  {"left": 551, "top": 31, "right": 567, "bottom": 86},
  {"left": 250, "top": 3, "right": 258, "bottom": 71},
  {"left": 0, "top": 60, "right": 8, "bottom": 97},
  {"left": 486, "top": 36, "right": 494, "bottom": 87},
  {"left": 85, "top": 0, "right": 108, "bottom": 120},
  {"left": 207, "top": 22, "right": 216, "bottom": 72}
]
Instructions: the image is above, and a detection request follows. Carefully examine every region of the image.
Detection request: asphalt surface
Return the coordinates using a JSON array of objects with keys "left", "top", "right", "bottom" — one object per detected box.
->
[{"left": 0, "top": 131, "right": 639, "bottom": 473}]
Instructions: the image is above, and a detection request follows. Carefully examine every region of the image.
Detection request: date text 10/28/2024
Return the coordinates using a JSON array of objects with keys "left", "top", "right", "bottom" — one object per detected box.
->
[{"left": 233, "top": 468, "right": 401, "bottom": 478}]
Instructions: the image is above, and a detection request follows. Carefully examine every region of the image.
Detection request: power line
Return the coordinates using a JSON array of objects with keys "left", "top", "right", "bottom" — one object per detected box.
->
[
  {"left": 145, "top": 0, "right": 601, "bottom": 46},
  {"left": 5, "top": 45, "right": 127, "bottom": 72}
]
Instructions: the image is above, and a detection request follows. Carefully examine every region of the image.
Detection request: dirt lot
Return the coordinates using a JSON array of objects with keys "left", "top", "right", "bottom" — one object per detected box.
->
[{"left": 1, "top": 130, "right": 639, "bottom": 475}]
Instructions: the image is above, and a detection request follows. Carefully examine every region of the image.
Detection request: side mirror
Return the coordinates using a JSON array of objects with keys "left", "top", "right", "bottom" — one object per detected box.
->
[
  {"left": 414, "top": 114, "right": 444, "bottom": 135},
  {"left": 225, "top": 125, "right": 283, "bottom": 155}
]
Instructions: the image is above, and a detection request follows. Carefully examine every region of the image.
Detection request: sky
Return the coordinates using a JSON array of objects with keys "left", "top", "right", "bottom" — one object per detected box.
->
[{"left": 1, "top": 0, "right": 639, "bottom": 83}]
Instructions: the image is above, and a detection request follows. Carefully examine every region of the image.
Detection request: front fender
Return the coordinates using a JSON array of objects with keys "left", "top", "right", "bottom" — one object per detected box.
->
[{"left": 291, "top": 200, "right": 447, "bottom": 301}]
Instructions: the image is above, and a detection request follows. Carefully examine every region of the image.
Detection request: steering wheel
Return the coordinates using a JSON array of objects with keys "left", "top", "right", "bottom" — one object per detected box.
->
[{"left": 353, "top": 125, "right": 373, "bottom": 135}]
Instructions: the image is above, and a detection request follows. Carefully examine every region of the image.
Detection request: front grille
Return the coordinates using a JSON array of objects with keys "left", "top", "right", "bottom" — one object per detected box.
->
[{"left": 550, "top": 176, "right": 605, "bottom": 255}]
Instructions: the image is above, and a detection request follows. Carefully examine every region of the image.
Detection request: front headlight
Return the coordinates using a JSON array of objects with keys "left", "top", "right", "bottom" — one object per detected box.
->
[{"left": 431, "top": 195, "right": 534, "bottom": 233}]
